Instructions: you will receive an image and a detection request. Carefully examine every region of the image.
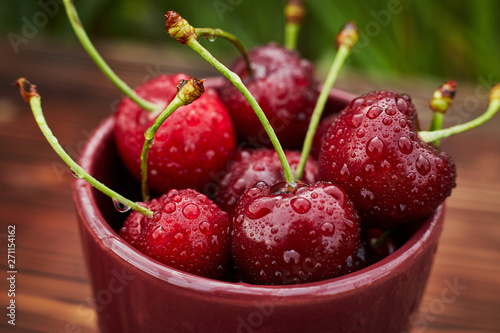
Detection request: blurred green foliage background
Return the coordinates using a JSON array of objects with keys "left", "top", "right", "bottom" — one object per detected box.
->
[{"left": 2, "top": 0, "right": 499, "bottom": 82}]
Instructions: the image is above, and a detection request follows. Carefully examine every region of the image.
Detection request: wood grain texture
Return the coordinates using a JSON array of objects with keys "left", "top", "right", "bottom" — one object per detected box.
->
[{"left": 0, "top": 40, "right": 499, "bottom": 333}]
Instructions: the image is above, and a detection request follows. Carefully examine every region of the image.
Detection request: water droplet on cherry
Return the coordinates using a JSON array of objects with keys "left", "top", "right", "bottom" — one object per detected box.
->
[
  {"left": 352, "top": 97, "right": 364, "bottom": 110},
  {"left": 153, "top": 211, "right": 162, "bottom": 222},
  {"left": 204, "top": 150, "right": 215, "bottom": 162},
  {"left": 349, "top": 113, "right": 364, "bottom": 128},
  {"left": 182, "top": 203, "right": 200, "bottom": 219},
  {"left": 290, "top": 197, "right": 311, "bottom": 214},
  {"left": 167, "top": 189, "right": 179, "bottom": 197},
  {"left": 234, "top": 214, "right": 244, "bottom": 227},
  {"left": 196, "top": 193, "right": 209, "bottom": 204},
  {"left": 322, "top": 185, "right": 346, "bottom": 207},
  {"left": 194, "top": 241, "right": 207, "bottom": 253},
  {"left": 321, "top": 222, "right": 335, "bottom": 237},
  {"left": 366, "top": 137, "right": 384, "bottom": 159},
  {"left": 364, "top": 163, "right": 375, "bottom": 175},
  {"left": 382, "top": 117, "right": 393, "bottom": 126},
  {"left": 380, "top": 160, "right": 391, "bottom": 173},
  {"left": 396, "top": 98, "right": 408, "bottom": 114},
  {"left": 385, "top": 107, "right": 396, "bottom": 116},
  {"left": 360, "top": 188, "right": 375, "bottom": 202},
  {"left": 152, "top": 225, "right": 164, "bottom": 239},
  {"left": 245, "top": 199, "right": 273, "bottom": 219},
  {"left": 366, "top": 106, "right": 383, "bottom": 119},
  {"left": 398, "top": 136, "right": 413, "bottom": 154},
  {"left": 199, "top": 221, "right": 212, "bottom": 235},
  {"left": 283, "top": 250, "right": 300, "bottom": 264},
  {"left": 340, "top": 164, "right": 350, "bottom": 180},
  {"left": 343, "top": 218, "right": 354, "bottom": 228},
  {"left": 407, "top": 172, "right": 416, "bottom": 181},
  {"left": 163, "top": 202, "right": 176, "bottom": 214},
  {"left": 415, "top": 155, "right": 431, "bottom": 175}
]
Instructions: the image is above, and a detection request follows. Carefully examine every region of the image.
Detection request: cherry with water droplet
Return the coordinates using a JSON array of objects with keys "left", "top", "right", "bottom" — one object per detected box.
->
[
  {"left": 119, "top": 189, "right": 231, "bottom": 279},
  {"left": 319, "top": 90, "right": 456, "bottom": 227},
  {"left": 114, "top": 74, "right": 237, "bottom": 194},
  {"left": 219, "top": 43, "right": 319, "bottom": 148},
  {"left": 213, "top": 148, "right": 318, "bottom": 216},
  {"left": 230, "top": 181, "right": 360, "bottom": 285}
]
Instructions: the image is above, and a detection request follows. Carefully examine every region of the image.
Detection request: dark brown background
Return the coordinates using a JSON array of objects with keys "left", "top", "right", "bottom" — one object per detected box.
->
[{"left": 0, "top": 39, "right": 499, "bottom": 332}]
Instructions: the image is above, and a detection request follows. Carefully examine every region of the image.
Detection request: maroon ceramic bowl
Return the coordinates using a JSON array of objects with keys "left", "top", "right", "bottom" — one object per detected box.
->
[{"left": 72, "top": 81, "right": 445, "bottom": 333}]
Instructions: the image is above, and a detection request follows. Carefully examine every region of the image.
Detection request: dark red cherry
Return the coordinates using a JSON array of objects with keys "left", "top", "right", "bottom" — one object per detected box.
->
[
  {"left": 219, "top": 43, "right": 319, "bottom": 148},
  {"left": 230, "top": 181, "right": 360, "bottom": 285},
  {"left": 214, "top": 148, "right": 318, "bottom": 216},
  {"left": 319, "top": 90, "right": 456, "bottom": 227},
  {"left": 311, "top": 113, "right": 337, "bottom": 159},
  {"left": 120, "top": 189, "right": 231, "bottom": 279},
  {"left": 114, "top": 74, "right": 237, "bottom": 194}
]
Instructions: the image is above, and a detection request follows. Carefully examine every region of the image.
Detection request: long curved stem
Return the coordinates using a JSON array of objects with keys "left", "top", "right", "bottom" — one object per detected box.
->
[
  {"left": 62, "top": 0, "right": 158, "bottom": 112},
  {"left": 187, "top": 39, "right": 296, "bottom": 188},
  {"left": 141, "top": 96, "right": 184, "bottom": 201},
  {"left": 295, "top": 45, "right": 351, "bottom": 179},
  {"left": 195, "top": 28, "right": 252, "bottom": 76},
  {"left": 17, "top": 79, "right": 152, "bottom": 217},
  {"left": 295, "top": 22, "right": 357, "bottom": 180},
  {"left": 419, "top": 98, "right": 500, "bottom": 143}
]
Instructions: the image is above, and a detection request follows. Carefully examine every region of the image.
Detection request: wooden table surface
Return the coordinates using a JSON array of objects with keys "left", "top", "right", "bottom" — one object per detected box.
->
[{"left": 0, "top": 39, "right": 499, "bottom": 333}]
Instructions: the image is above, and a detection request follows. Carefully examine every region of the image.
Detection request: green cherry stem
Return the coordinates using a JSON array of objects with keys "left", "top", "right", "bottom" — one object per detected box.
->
[
  {"left": 195, "top": 28, "right": 252, "bottom": 76},
  {"left": 428, "top": 80, "right": 457, "bottom": 146},
  {"left": 165, "top": 11, "right": 296, "bottom": 189},
  {"left": 284, "top": 0, "right": 305, "bottom": 50},
  {"left": 419, "top": 83, "right": 500, "bottom": 143},
  {"left": 295, "top": 22, "right": 358, "bottom": 180},
  {"left": 141, "top": 97, "right": 183, "bottom": 201},
  {"left": 16, "top": 78, "right": 153, "bottom": 218},
  {"left": 190, "top": 40, "right": 297, "bottom": 187},
  {"left": 61, "top": 0, "right": 158, "bottom": 112},
  {"left": 140, "top": 78, "right": 205, "bottom": 201}
]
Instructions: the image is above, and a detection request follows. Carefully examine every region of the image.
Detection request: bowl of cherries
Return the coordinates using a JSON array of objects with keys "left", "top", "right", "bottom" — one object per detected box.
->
[{"left": 18, "top": 1, "right": 499, "bottom": 333}]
